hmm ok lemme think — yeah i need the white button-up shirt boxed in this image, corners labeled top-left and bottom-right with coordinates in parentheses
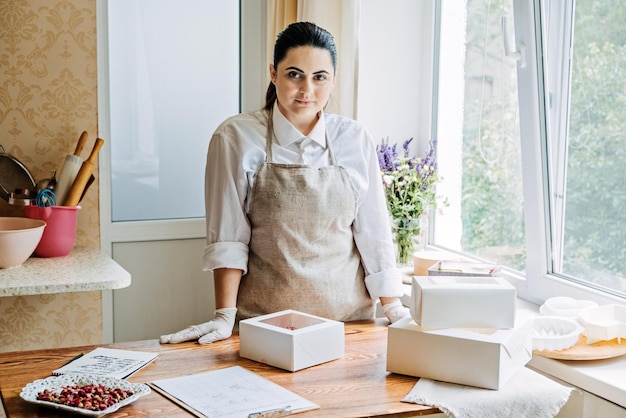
top-left (202, 105), bottom-right (403, 300)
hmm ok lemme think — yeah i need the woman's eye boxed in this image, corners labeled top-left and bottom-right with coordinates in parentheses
top-left (314, 74), bottom-right (327, 81)
top-left (288, 71), bottom-right (302, 79)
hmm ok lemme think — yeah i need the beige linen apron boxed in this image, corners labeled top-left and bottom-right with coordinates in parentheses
top-left (237, 127), bottom-right (374, 321)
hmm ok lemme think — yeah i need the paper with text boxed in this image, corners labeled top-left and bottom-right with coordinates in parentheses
top-left (151, 366), bottom-right (318, 418)
top-left (52, 347), bottom-right (158, 379)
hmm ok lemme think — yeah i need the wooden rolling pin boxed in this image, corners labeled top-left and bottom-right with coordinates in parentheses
top-left (63, 137), bottom-right (104, 206)
top-left (55, 131), bottom-right (89, 205)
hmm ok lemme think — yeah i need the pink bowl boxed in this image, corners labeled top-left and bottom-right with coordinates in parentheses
top-left (23, 205), bottom-right (80, 257)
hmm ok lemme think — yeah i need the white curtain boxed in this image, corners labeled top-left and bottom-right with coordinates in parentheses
top-left (267, 0), bottom-right (360, 118)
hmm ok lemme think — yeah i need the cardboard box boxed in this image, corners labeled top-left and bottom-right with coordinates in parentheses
top-left (386, 316), bottom-right (533, 390)
top-left (410, 275), bottom-right (516, 329)
top-left (239, 309), bottom-right (344, 372)
top-left (428, 260), bottom-right (501, 277)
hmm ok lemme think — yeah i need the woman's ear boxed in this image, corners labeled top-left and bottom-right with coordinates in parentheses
top-left (269, 64), bottom-right (277, 83)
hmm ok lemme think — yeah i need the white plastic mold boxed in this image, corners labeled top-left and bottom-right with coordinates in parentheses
top-left (532, 316), bottom-right (584, 352)
top-left (577, 304), bottom-right (626, 345)
top-left (539, 296), bottom-right (598, 318)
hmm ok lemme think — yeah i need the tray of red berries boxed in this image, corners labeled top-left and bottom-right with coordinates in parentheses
top-left (20, 374), bottom-right (150, 417)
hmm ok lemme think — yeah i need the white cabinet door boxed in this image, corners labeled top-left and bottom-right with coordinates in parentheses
top-left (112, 239), bottom-right (214, 342)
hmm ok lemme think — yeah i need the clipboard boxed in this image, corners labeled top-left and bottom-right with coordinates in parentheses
top-left (147, 383), bottom-right (207, 417)
top-left (149, 366), bottom-right (319, 418)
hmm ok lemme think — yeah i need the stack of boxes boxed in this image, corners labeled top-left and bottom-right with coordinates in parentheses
top-left (387, 262), bottom-right (533, 390)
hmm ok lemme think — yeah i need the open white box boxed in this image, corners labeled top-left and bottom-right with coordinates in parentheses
top-left (239, 309), bottom-right (344, 372)
top-left (410, 275), bottom-right (517, 329)
top-left (387, 316), bottom-right (533, 390)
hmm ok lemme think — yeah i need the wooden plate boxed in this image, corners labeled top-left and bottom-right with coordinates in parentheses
top-left (533, 335), bottom-right (626, 360)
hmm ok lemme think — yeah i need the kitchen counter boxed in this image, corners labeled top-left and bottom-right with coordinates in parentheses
top-left (0, 246), bottom-right (130, 297)
top-left (0, 319), bottom-right (439, 418)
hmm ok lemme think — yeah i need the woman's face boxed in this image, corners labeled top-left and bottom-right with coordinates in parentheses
top-left (270, 46), bottom-right (335, 133)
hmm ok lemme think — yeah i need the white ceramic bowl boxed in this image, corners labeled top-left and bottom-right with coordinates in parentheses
top-left (0, 217), bottom-right (46, 268)
top-left (532, 316), bottom-right (584, 352)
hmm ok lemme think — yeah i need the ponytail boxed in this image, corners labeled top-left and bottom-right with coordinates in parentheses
top-left (264, 82), bottom-right (277, 111)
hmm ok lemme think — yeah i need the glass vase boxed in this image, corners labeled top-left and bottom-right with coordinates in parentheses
top-left (392, 216), bottom-right (426, 267)
top-left (414, 213), bottom-right (429, 253)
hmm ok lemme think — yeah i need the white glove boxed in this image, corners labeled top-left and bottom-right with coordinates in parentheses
top-left (159, 308), bottom-right (237, 345)
top-left (382, 300), bottom-right (410, 323)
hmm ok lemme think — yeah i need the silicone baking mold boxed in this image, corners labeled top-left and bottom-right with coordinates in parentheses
top-left (577, 304), bottom-right (626, 345)
top-left (532, 316), bottom-right (584, 352)
top-left (539, 296), bottom-right (598, 318)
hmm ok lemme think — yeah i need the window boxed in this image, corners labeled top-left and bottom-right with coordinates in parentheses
top-left (543, 0), bottom-right (626, 298)
top-left (434, 0), bottom-right (526, 272)
top-left (106, 0), bottom-right (239, 222)
top-left (433, 0), bottom-right (626, 303)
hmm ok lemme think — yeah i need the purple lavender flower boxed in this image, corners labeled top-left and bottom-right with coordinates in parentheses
top-left (376, 137), bottom-right (444, 218)
top-left (402, 138), bottom-right (413, 158)
top-left (377, 139), bottom-right (400, 172)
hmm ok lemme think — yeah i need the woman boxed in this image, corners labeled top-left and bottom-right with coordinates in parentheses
top-left (160, 21), bottom-right (408, 345)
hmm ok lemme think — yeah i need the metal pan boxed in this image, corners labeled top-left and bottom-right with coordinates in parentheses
top-left (0, 144), bottom-right (36, 202)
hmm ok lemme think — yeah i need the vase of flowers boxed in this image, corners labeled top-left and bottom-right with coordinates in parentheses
top-left (391, 216), bottom-right (426, 266)
top-left (377, 138), bottom-right (444, 266)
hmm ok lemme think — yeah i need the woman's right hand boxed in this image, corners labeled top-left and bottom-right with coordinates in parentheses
top-left (159, 307), bottom-right (237, 344)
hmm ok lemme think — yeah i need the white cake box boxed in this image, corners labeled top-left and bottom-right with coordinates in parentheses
top-left (387, 316), bottom-right (533, 390)
top-left (239, 309), bottom-right (344, 372)
top-left (410, 275), bottom-right (516, 329)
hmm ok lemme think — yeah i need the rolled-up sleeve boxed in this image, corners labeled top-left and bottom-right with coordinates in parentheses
top-left (351, 134), bottom-right (404, 300)
top-left (203, 241), bottom-right (249, 273)
top-left (202, 126), bottom-right (253, 273)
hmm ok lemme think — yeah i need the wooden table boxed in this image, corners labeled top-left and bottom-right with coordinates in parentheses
top-left (0, 319), bottom-right (439, 417)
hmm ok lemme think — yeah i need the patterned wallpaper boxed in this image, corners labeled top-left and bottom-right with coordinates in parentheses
top-left (0, 0), bottom-right (103, 352)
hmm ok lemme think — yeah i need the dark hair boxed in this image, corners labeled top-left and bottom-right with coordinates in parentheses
top-left (263, 22), bottom-right (337, 111)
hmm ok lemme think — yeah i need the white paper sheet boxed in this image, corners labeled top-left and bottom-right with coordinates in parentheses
top-left (52, 347), bottom-right (158, 379)
top-left (151, 366), bottom-right (318, 418)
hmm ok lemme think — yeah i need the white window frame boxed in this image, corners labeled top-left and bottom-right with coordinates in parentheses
top-left (513, 0), bottom-right (625, 306)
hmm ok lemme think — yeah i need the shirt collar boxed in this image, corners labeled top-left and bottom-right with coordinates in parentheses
top-left (272, 102), bottom-right (326, 148)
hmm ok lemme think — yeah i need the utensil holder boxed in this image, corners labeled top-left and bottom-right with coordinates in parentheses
top-left (23, 205), bottom-right (80, 257)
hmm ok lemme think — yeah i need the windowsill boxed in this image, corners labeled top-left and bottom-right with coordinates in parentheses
top-left (400, 284), bottom-right (626, 410)
top-left (517, 299), bottom-right (626, 410)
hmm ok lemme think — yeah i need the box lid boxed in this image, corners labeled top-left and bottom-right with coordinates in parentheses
top-left (415, 275), bottom-right (515, 290)
top-left (411, 275), bottom-right (517, 329)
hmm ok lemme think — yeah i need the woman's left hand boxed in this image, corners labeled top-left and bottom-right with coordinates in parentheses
top-left (382, 300), bottom-right (411, 323)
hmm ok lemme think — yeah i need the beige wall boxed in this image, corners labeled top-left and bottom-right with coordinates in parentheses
top-left (0, 0), bottom-right (102, 352)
